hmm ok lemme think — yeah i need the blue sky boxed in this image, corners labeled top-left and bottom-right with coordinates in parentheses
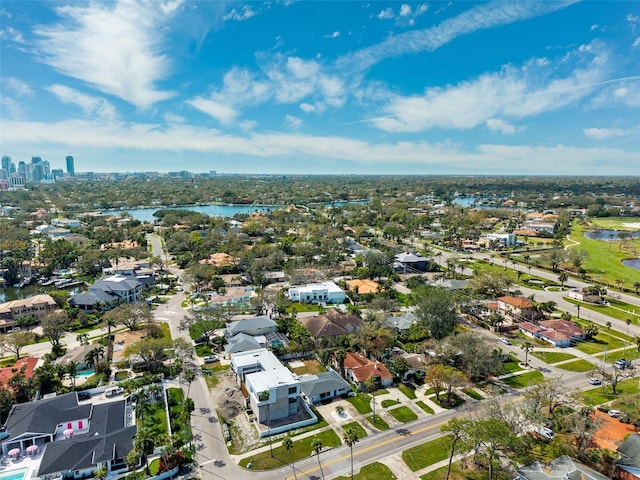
top-left (1, 0), bottom-right (639, 175)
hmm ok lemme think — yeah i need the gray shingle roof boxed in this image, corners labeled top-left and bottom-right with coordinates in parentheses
top-left (227, 316), bottom-right (276, 336)
top-left (71, 289), bottom-right (118, 307)
top-left (224, 333), bottom-right (262, 354)
top-left (300, 371), bottom-right (351, 397)
top-left (3, 392), bottom-right (92, 440)
top-left (516, 456), bottom-right (610, 480)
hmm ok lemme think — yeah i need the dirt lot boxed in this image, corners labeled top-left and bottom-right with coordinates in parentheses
top-left (591, 410), bottom-right (636, 450)
top-left (209, 370), bottom-right (263, 454)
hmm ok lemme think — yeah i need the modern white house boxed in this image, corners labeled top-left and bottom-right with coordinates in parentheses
top-left (288, 281), bottom-right (345, 304)
top-left (230, 349), bottom-right (317, 436)
top-left (486, 232), bottom-right (516, 247)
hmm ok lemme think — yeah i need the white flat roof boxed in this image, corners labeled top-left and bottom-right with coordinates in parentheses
top-left (232, 348), bottom-right (282, 370)
top-left (247, 367), bottom-right (299, 393)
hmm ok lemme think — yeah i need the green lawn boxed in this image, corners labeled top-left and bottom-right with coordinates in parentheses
top-left (397, 383), bottom-right (417, 399)
top-left (239, 429), bottom-right (341, 469)
top-left (334, 462), bottom-right (398, 480)
top-left (366, 415), bottom-right (390, 430)
top-left (140, 398), bottom-right (169, 437)
top-left (530, 351), bottom-right (576, 364)
top-left (402, 436), bottom-right (450, 471)
top-left (555, 359), bottom-right (594, 372)
top-left (341, 421), bottom-right (367, 438)
top-left (373, 388), bottom-right (390, 396)
top-left (462, 388), bottom-right (483, 400)
top-left (580, 378), bottom-right (640, 406)
top-left (502, 356), bottom-right (525, 373)
top-left (567, 298), bottom-right (640, 324)
top-left (502, 371), bottom-right (545, 389)
top-left (568, 221), bottom-right (640, 287)
top-left (600, 349), bottom-right (640, 363)
top-left (573, 328), bottom-right (627, 355)
top-left (388, 406), bottom-right (418, 423)
top-left (416, 401), bottom-right (434, 414)
top-left (381, 399), bottom-right (400, 408)
top-left (346, 394), bottom-right (373, 414)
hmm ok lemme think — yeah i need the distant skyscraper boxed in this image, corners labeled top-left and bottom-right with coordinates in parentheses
top-left (66, 155), bottom-right (75, 176)
top-left (18, 161), bottom-right (26, 180)
top-left (1, 156), bottom-right (11, 171)
top-left (31, 156), bottom-right (42, 164)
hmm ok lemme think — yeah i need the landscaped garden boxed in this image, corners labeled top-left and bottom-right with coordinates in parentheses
top-left (555, 359), bottom-right (594, 372)
top-left (397, 383), bottom-right (417, 399)
top-left (415, 401), bottom-right (434, 414)
top-left (388, 406), bottom-right (418, 423)
top-left (502, 371), bottom-right (544, 389)
top-left (580, 378), bottom-right (640, 406)
top-left (341, 421), bottom-right (367, 438)
top-left (366, 414), bottom-right (390, 430)
top-left (347, 393), bottom-right (373, 414)
top-left (530, 351), bottom-right (576, 364)
top-left (402, 436), bottom-right (450, 471)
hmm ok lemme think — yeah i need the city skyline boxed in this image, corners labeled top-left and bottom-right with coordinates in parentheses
top-left (1, 0), bottom-right (639, 176)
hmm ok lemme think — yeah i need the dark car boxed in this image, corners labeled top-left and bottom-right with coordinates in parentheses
top-left (77, 391), bottom-right (91, 401)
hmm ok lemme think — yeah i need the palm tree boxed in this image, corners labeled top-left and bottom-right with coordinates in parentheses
top-left (67, 361), bottom-right (79, 388)
top-left (343, 426), bottom-right (360, 480)
top-left (83, 346), bottom-right (104, 371)
top-left (258, 390), bottom-right (273, 456)
top-left (311, 437), bottom-right (325, 480)
top-left (183, 369), bottom-right (196, 397)
top-left (101, 313), bottom-right (118, 361)
top-left (133, 427), bottom-right (156, 472)
top-left (283, 434), bottom-right (298, 480)
top-left (520, 342), bottom-right (533, 367)
top-left (93, 465), bottom-right (108, 480)
top-left (634, 281), bottom-right (640, 295)
top-left (558, 272), bottom-right (568, 288)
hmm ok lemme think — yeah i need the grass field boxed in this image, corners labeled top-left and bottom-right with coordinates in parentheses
top-left (530, 351), bottom-right (576, 364)
top-left (502, 356), bottom-right (525, 373)
top-left (397, 383), bottom-right (417, 399)
top-left (381, 399), bottom-right (400, 408)
top-left (569, 221), bottom-right (640, 287)
top-left (416, 401), bottom-right (434, 414)
top-left (334, 462), bottom-right (398, 480)
top-left (402, 436), bottom-right (450, 471)
top-left (573, 329), bottom-right (628, 355)
top-left (347, 394), bottom-right (373, 414)
top-left (462, 387), bottom-right (484, 400)
top-left (555, 359), bottom-right (594, 372)
top-left (341, 421), bottom-right (367, 439)
top-left (502, 371), bottom-right (544, 389)
top-left (566, 297), bottom-right (640, 323)
top-left (366, 415), bottom-right (390, 430)
top-left (580, 378), bottom-right (640, 406)
top-left (388, 406), bottom-right (418, 423)
top-left (239, 429), bottom-right (341, 469)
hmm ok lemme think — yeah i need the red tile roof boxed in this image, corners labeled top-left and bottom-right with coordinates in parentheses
top-left (343, 352), bottom-right (392, 382)
top-left (0, 357), bottom-right (39, 387)
top-left (539, 319), bottom-right (584, 338)
top-left (498, 296), bottom-right (534, 309)
top-left (519, 322), bottom-right (543, 334)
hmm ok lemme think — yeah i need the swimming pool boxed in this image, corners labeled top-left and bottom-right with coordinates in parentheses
top-left (0, 467), bottom-right (28, 480)
top-left (75, 369), bottom-right (95, 378)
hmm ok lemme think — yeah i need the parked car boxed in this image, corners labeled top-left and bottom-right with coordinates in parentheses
top-left (105, 386), bottom-right (124, 398)
top-left (77, 391), bottom-right (91, 401)
top-left (588, 377), bottom-right (602, 385)
top-left (615, 359), bottom-right (632, 369)
top-left (535, 426), bottom-right (555, 441)
top-left (608, 409), bottom-right (622, 418)
top-left (204, 355), bottom-right (219, 363)
top-left (499, 337), bottom-right (512, 345)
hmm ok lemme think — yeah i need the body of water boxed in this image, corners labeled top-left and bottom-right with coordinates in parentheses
top-left (0, 284), bottom-right (82, 303)
top-left (0, 468), bottom-right (28, 480)
top-left (75, 369), bottom-right (96, 378)
top-left (584, 229), bottom-right (640, 240)
top-left (622, 258), bottom-right (640, 270)
top-left (452, 196), bottom-right (506, 209)
top-left (105, 204), bottom-right (278, 223)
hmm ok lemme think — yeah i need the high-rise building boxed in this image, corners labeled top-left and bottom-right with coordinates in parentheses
top-left (1, 156), bottom-right (11, 171)
top-left (18, 161), bottom-right (26, 180)
top-left (66, 155), bottom-right (75, 176)
top-left (31, 156), bottom-right (42, 164)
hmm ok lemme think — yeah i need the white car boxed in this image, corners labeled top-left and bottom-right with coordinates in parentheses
top-left (536, 426), bottom-right (555, 440)
top-left (203, 355), bottom-right (219, 363)
top-left (608, 409), bottom-right (622, 418)
top-left (588, 377), bottom-right (602, 386)
top-left (499, 337), bottom-right (512, 345)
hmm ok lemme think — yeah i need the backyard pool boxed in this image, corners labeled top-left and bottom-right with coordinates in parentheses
top-left (74, 369), bottom-right (95, 378)
top-left (0, 468), bottom-right (28, 480)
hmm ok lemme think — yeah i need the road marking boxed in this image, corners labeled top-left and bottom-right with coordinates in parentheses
top-left (285, 419), bottom-right (449, 480)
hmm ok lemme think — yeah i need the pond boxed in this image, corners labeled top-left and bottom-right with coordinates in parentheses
top-left (622, 258), bottom-right (640, 270)
top-left (584, 229), bottom-right (640, 240)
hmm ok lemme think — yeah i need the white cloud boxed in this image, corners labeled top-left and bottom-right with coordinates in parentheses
top-left (583, 127), bottom-right (626, 140)
top-left (186, 97), bottom-right (239, 125)
top-left (633, 37), bottom-right (640, 47)
top-left (400, 5), bottom-right (412, 17)
top-left (591, 78), bottom-right (640, 108)
top-left (0, 25), bottom-right (23, 42)
top-left (223, 5), bottom-right (256, 22)
top-left (323, 31), bottom-right (340, 39)
top-left (590, 24), bottom-right (599, 31)
top-left (299, 103), bottom-right (316, 113)
top-left (284, 114), bottom-right (303, 129)
top-left (47, 85), bottom-right (118, 120)
top-left (33, 0), bottom-right (178, 109)
top-left (3, 77), bottom-right (33, 97)
top-left (339, 0), bottom-right (577, 73)
top-left (377, 8), bottom-right (394, 20)
top-left (370, 42), bottom-right (609, 133)
top-left (1, 118), bottom-right (637, 174)
top-left (164, 112), bottom-right (186, 124)
top-left (485, 119), bottom-right (517, 134)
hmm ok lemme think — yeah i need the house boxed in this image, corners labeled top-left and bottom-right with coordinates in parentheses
top-left (384, 313), bottom-right (418, 333)
top-left (343, 352), bottom-right (393, 388)
top-left (486, 233), bottom-right (516, 248)
top-left (0, 357), bottom-right (40, 388)
top-left (208, 286), bottom-right (256, 307)
top-left (518, 320), bottom-right (585, 348)
top-left (567, 288), bottom-right (603, 304)
top-left (288, 281), bottom-right (345, 304)
top-left (299, 371), bottom-right (352, 404)
top-left (230, 349), bottom-right (317, 436)
top-left (402, 353), bottom-right (429, 381)
top-left (224, 333), bottom-right (262, 356)
top-left (616, 433), bottom-right (640, 479)
top-left (0, 392), bottom-right (137, 478)
top-left (393, 252), bottom-right (431, 273)
top-left (299, 309), bottom-right (364, 340)
top-left (51, 218), bottom-right (81, 228)
top-left (226, 316), bottom-right (278, 338)
top-left (198, 252), bottom-right (240, 269)
top-left (497, 296), bottom-right (537, 321)
top-left (70, 275), bottom-right (142, 312)
top-left (345, 279), bottom-right (382, 295)
top-left (0, 294), bottom-right (57, 333)
top-left (263, 271), bottom-right (287, 284)
top-left (107, 259), bottom-right (156, 285)
top-left (515, 455), bottom-right (609, 480)
top-left (54, 344), bottom-right (97, 373)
